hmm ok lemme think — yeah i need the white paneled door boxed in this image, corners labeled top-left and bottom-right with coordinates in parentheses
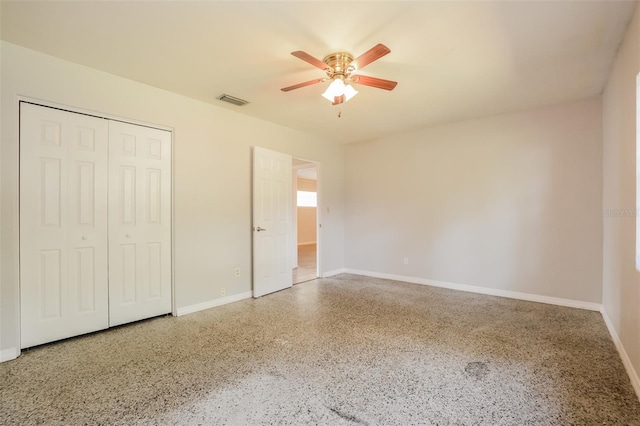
top-left (20, 103), bottom-right (110, 348)
top-left (20, 103), bottom-right (172, 348)
top-left (252, 147), bottom-right (293, 297)
top-left (108, 121), bottom-right (172, 326)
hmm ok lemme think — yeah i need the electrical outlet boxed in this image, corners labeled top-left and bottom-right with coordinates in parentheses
top-left (235, 267), bottom-right (240, 277)
top-left (403, 258), bottom-right (409, 265)
top-left (221, 287), bottom-right (226, 297)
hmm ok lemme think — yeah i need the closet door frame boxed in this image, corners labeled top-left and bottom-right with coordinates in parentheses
top-left (16, 96), bottom-right (176, 353)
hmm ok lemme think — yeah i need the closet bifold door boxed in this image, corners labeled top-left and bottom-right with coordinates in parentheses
top-left (20, 103), bottom-right (110, 348)
top-left (108, 121), bottom-right (172, 327)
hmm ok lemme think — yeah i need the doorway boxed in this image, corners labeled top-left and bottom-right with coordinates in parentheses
top-left (293, 159), bottom-right (319, 284)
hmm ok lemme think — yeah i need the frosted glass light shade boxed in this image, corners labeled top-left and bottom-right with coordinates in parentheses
top-left (321, 79), bottom-right (358, 103)
top-left (321, 79), bottom-right (345, 101)
top-left (344, 84), bottom-right (358, 101)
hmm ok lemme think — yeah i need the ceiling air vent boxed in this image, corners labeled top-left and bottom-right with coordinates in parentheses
top-left (217, 94), bottom-right (249, 106)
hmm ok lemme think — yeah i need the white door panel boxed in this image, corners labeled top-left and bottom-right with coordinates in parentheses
top-left (20, 103), bottom-right (109, 348)
top-left (108, 121), bottom-right (171, 326)
top-left (253, 147), bottom-right (292, 297)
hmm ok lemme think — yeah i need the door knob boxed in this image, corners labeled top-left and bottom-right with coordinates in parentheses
top-left (81, 235), bottom-right (87, 240)
top-left (255, 227), bottom-right (267, 232)
top-left (126, 234), bottom-right (131, 238)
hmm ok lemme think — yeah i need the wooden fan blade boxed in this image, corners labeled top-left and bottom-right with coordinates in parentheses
top-left (351, 44), bottom-right (391, 70)
top-left (351, 75), bottom-right (398, 91)
top-left (332, 95), bottom-right (345, 106)
top-left (281, 78), bottom-right (325, 92)
top-left (291, 51), bottom-right (329, 71)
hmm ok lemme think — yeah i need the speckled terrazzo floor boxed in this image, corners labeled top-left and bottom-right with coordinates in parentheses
top-left (1, 274), bottom-right (639, 425)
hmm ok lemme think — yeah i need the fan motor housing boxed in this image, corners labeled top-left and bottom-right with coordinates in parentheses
top-left (323, 52), bottom-right (355, 78)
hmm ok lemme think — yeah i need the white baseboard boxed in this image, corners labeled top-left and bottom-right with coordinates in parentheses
top-left (0, 347), bottom-right (19, 363)
top-left (601, 308), bottom-right (640, 401)
top-left (176, 291), bottom-right (252, 317)
top-left (322, 268), bottom-right (346, 278)
top-left (298, 241), bottom-right (317, 246)
top-left (343, 269), bottom-right (602, 311)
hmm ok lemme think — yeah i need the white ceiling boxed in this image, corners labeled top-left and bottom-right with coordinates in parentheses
top-left (1, 1), bottom-right (636, 144)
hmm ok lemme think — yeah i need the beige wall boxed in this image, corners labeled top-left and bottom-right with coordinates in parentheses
top-left (297, 208), bottom-right (317, 245)
top-left (297, 177), bottom-right (317, 192)
top-left (345, 98), bottom-right (603, 303)
top-left (297, 178), bottom-right (317, 245)
top-left (0, 42), bottom-right (346, 357)
top-left (602, 4), bottom-right (640, 393)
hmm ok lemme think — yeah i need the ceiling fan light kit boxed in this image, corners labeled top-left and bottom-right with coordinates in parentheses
top-left (321, 79), bottom-right (358, 103)
top-left (282, 43), bottom-right (397, 107)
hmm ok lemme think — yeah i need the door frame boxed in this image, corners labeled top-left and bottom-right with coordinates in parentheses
top-left (15, 96), bottom-right (176, 354)
top-left (292, 157), bottom-right (321, 280)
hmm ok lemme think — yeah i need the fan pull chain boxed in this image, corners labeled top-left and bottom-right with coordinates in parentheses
top-left (338, 110), bottom-right (342, 118)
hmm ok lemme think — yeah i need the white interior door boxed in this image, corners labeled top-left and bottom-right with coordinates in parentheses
top-left (108, 121), bottom-right (172, 326)
top-left (20, 103), bottom-right (109, 348)
top-left (253, 147), bottom-right (293, 297)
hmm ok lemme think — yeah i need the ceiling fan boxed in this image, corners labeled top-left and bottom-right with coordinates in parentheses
top-left (281, 43), bottom-right (397, 105)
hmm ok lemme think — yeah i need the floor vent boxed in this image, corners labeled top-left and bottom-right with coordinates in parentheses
top-left (217, 94), bottom-right (249, 106)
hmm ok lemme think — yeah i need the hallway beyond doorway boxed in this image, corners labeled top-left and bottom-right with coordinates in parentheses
top-left (293, 244), bottom-right (317, 284)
